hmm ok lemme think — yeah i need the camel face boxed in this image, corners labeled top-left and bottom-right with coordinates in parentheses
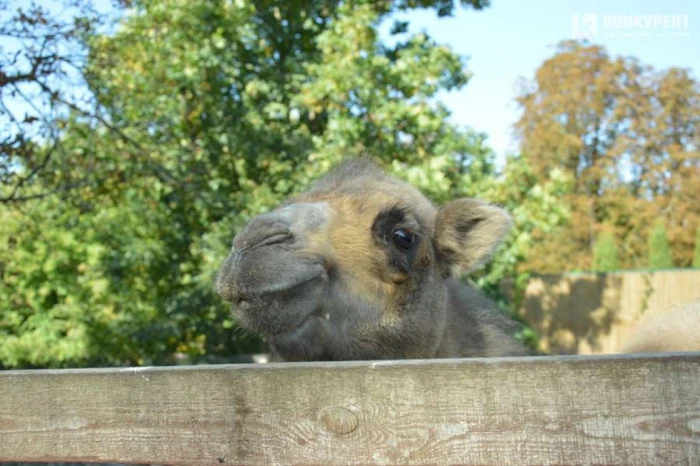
top-left (216, 159), bottom-right (513, 361)
top-left (217, 201), bottom-right (330, 341)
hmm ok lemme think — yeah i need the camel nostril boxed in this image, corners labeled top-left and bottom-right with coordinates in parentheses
top-left (254, 232), bottom-right (293, 249)
top-left (233, 220), bottom-right (293, 252)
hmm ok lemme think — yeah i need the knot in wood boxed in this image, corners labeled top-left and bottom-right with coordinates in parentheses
top-left (320, 407), bottom-right (358, 434)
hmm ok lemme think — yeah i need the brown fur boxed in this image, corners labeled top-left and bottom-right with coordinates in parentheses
top-left (620, 300), bottom-right (700, 353)
top-left (216, 158), bottom-right (527, 361)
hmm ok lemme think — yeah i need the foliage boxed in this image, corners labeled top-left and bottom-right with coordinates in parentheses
top-left (593, 231), bottom-right (619, 273)
top-left (516, 41), bottom-right (700, 272)
top-left (0, 190), bottom-right (263, 368)
top-left (648, 221), bottom-right (674, 270)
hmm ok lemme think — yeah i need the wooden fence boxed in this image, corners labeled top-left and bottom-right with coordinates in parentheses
top-left (503, 268), bottom-right (700, 355)
top-left (1, 353), bottom-right (699, 465)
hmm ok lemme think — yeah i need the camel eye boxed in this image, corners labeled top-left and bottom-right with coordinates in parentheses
top-left (392, 228), bottom-right (415, 250)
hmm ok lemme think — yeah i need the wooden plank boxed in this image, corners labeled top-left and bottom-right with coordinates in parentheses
top-left (0, 353), bottom-right (699, 465)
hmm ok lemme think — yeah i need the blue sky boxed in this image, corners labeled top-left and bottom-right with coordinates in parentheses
top-left (382, 0), bottom-right (699, 164)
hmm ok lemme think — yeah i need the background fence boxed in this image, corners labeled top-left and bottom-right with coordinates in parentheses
top-left (503, 269), bottom-right (700, 355)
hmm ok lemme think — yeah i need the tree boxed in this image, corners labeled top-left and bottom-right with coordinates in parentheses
top-left (0, 0), bottom-right (124, 203)
top-left (648, 221), bottom-right (674, 270)
top-left (593, 231), bottom-right (619, 272)
top-left (516, 41), bottom-right (700, 272)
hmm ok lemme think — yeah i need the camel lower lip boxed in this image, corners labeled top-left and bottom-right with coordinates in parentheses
top-left (271, 314), bottom-right (317, 339)
top-left (234, 300), bottom-right (319, 338)
top-left (230, 273), bottom-right (325, 338)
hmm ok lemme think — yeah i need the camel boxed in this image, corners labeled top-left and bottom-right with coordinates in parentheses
top-left (621, 300), bottom-right (700, 353)
top-left (216, 159), bottom-right (528, 361)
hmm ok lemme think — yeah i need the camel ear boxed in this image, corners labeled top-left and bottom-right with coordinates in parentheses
top-left (433, 198), bottom-right (511, 276)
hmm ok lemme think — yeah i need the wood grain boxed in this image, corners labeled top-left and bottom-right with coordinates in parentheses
top-left (1, 353), bottom-right (699, 465)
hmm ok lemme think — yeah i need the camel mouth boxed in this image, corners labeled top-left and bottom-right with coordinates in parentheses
top-left (231, 273), bottom-right (326, 337)
top-left (234, 300), bottom-right (317, 338)
top-left (233, 272), bottom-right (325, 305)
